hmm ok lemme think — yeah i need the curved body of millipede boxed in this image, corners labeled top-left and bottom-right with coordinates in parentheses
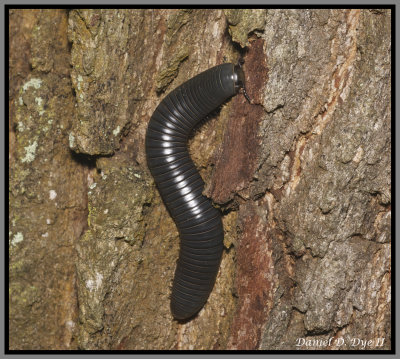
top-left (145, 63), bottom-right (245, 320)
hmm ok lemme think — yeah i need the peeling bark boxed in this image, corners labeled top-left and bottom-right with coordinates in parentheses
top-left (9, 8), bottom-right (391, 351)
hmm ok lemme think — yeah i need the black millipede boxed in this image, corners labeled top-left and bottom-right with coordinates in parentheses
top-left (145, 62), bottom-right (248, 320)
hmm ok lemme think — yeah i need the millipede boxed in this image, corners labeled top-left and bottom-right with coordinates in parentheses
top-left (145, 62), bottom-right (248, 320)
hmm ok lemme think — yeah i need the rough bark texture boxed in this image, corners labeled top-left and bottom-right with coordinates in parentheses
top-left (9, 9), bottom-right (391, 350)
top-left (9, 9), bottom-right (86, 349)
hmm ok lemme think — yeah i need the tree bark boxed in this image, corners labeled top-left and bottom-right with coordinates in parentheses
top-left (9, 8), bottom-right (391, 350)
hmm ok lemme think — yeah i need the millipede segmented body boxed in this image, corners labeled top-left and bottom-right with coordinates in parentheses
top-left (145, 63), bottom-right (245, 320)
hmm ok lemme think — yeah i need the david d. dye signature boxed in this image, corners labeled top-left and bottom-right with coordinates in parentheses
top-left (295, 337), bottom-right (385, 349)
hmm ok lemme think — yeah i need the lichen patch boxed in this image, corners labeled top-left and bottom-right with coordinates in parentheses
top-left (22, 78), bottom-right (43, 92)
top-left (21, 140), bottom-right (38, 163)
top-left (11, 232), bottom-right (24, 247)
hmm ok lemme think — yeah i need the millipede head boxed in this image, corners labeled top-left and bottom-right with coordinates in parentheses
top-left (233, 63), bottom-right (251, 103)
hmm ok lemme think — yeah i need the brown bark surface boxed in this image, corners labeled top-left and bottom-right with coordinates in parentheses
top-left (9, 9), bottom-right (391, 350)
